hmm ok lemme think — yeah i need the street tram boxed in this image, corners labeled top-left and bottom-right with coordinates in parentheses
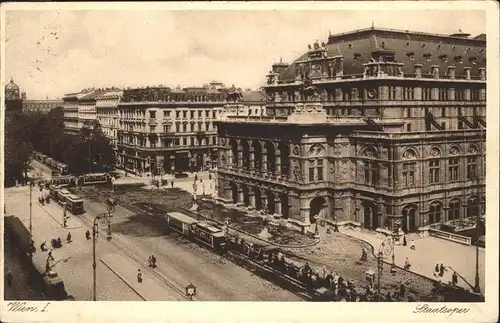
top-left (56, 188), bottom-right (72, 205)
top-left (65, 194), bottom-right (84, 215)
top-left (191, 221), bottom-right (227, 252)
top-left (166, 212), bottom-right (198, 235)
top-left (47, 176), bottom-right (74, 187)
top-left (78, 173), bottom-right (109, 186)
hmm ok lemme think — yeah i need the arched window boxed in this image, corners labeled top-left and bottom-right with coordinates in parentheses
top-left (448, 199), bottom-right (461, 221)
top-left (429, 202), bottom-right (442, 224)
top-left (467, 196), bottom-right (479, 218)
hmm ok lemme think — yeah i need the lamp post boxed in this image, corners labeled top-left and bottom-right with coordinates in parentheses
top-left (92, 198), bottom-right (115, 301)
top-left (473, 126), bottom-right (485, 294)
top-left (377, 234), bottom-right (397, 301)
top-left (29, 181), bottom-right (34, 260)
top-left (185, 283), bottom-right (196, 300)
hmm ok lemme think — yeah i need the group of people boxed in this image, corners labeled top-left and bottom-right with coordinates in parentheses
top-left (148, 255), bottom-right (157, 268)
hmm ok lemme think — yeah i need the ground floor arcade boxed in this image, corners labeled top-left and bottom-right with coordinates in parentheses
top-left (216, 176), bottom-right (485, 233)
top-left (117, 147), bottom-right (218, 175)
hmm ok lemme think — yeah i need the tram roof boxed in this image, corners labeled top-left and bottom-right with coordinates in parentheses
top-left (167, 212), bottom-right (198, 224)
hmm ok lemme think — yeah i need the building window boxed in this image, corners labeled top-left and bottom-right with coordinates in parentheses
top-left (364, 161), bottom-right (378, 185)
top-left (402, 163), bottom-right (416, 187)
top-left (441, 107), bottom-right (446, 117)
top-left (206, 122), bottom-right (210, 131)
top-left (149, 111), bottom-right (156, 119)
top-left (448, 158), bottom-right (459, 181)
top-left (438, 88), bottom-right (448, 101)
top-left (422, 87), bottom-right (432, 100)
top-left (456, 89), bottom-right (465, 101)
top-left (466, 156), bottom-right (477, 180)
top-left (149, 126), bottom-right (156, 133)
top-left (182, 123), bottom-right (187, 132)
top-left (309, 160), bottom-right (315, 182)
top-left (403, 87), bottom-right (414, 100)
top-left (448, 200), bottom-right (461, 221)
top-left (406, 124), bottom-right (412, 132)
top-left (206, 110), bottom-right (210, 118)
top-left (183, 137), bottom-right (187, 146)
top-left (176, 111), bottom-right (180, 119)
top-left (388, 87), bottom-right (397, 100)
top-left (183, 111), bottom-right (187, 118)
top-left (191, 111), bottom-right (195, 119)
top-left (429, 160), bottom-right (440, 183)
top-left (213, 110), bottom-right (217, 118)
top-left (429, 202), bottom-right (442, 224)
top-left (471, 89), bottom-right (480, 101)
top-left (342, 89), bottom-right (351, 101)
top-left (317, 159), bottom-right (324, 181)
top-left (175, 139), bottom-right (180, 146)
top-left (190, 137), bottom-right (194, 146)
top-left (466, 197), bottom-right (479, 218)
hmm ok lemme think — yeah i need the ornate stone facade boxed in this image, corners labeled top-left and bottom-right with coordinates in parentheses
top-left (215, 27), bottom-right (486, 233)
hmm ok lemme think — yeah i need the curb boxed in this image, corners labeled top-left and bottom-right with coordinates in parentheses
top-left (35, 203), bottom-right (82, 229)
top-left (100, 258), bottom-right (146, 301)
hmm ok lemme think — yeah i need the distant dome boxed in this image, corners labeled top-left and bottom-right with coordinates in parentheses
top-left (5, 78), bottom-right (19, 91)
top-left (5, 77), bottom-right (21, 100)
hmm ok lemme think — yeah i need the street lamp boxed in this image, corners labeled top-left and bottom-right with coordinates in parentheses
top-left (29, 181), bottom-right (34, 260)
top-left (473, 126), bottom-right (485, 294)
top-left (92, 209), bottom-right (113, 301)
top-left (185, 283), bottom-right (196, 300)
top-left (377, 235), bottom-right (397, 301)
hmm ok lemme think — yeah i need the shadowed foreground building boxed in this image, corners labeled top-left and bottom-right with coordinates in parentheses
top-left (216, 27), bottom-right (486, 234)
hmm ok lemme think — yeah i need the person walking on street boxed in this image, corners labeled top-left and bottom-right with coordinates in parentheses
top-left (404, 257), bottom-right (411, 270)
top-left (85, 230), bottom-right (91, 240)
top-left (452, 271), bottom-right (458, 285)
top-left (40, 241), bottom-right (47, 252)
top-left (151, 255), bottom-right (157, 268)
top-left (171, 181), bottom-right (174, 188)
top-left (439, 263), bottom-right (446, 277)
top-left (434, 263), bottom-right (440, 277)
top-left (403, 235), bottom-right (407, 246)
top-left (67, 232), bottom-right (72, 243)
top-left (148, 256), bottom-right (152, 267)
top-left (137, 269), bottom-right (143, 283)
top-left (48, 249), bottom-right (54, 261)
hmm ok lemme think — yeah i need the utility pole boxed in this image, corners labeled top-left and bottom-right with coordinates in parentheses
top-left (473, 126), bottom-right (484, 294)
top-left (29, 181), bottom-right (33, 260)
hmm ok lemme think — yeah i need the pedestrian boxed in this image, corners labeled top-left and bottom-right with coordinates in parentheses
top-left (171, 181), bottom-right (174, 188)
top-left (404, 257), bottom-right (411, 270)
top-left (439, 263), bottom-right (446, 277)
top-left (30, 240), bottom-right (36, 253)
top-left (63, 217), bottom-right (67, 228)
top-left (137, 269), bottom-right (143, 283)
top-left (85, 230), bottom-right (91, 240)
top-left (403, 235), bottom-right (407, 246)
top-left (151, 255), bottom-right (156, 268)
top-left (452, 271), bottom-right (458, 285)
top-left (195, 174), bottom-right (198, 181)
top-left (148, 256), bottom-right (152, 267)
top-left (334, 222), bottom-right (339, 232)
top-left (410, 240), bottom-right (415, 250)
top-left (434, 263), bottom-right (440, 277)
top-left (40, 241), bottom-right (47, 252)
top-left (48, 249), bottom-right (54, 261)
top-left (67, 232), bottom-right (72, 243)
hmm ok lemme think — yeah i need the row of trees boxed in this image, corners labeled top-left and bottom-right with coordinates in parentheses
top-left (4, 107), bottom-right (116, 187)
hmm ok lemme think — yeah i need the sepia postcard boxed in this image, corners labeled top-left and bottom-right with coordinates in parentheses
top-left (1, 1), bottom-right (498, 323)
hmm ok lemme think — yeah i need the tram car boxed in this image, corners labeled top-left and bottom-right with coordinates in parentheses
top-left (56, 188), bottom-right (72, 205)
top-left (47, 176), bottom-right (75, 187)
top-left (78, 173), bottom-right (109, 186)
top-left (165, 212), bottom-right (227, 252)
top-left (49, 184), bottom-right (63, 200)
top-left (65, 194), bottom-right (84, 215)
top-left (55, 162), bottom-right (69, 175)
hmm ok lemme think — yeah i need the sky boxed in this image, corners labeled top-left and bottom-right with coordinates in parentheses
top-left (3, 8), bottom-right (486, 99)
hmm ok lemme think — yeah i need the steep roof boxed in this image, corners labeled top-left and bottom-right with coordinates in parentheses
top-left (279, 27), bottom-right (486, 82)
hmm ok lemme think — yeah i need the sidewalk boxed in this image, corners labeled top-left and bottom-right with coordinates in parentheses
top-left (4, 187), bottom-right (142, 301)
top-left (337, 226), bottom-right (485, 293)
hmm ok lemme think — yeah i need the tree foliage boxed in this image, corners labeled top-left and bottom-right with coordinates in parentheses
top-left (4, 109), bottom-right (116, 186)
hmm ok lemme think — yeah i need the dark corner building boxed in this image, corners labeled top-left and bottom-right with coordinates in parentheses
top-left (216, 27), bottom-right (486, 235)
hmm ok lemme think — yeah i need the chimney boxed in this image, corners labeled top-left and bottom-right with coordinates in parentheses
top-left (447, 66), bottom-right (456, 79)
top-left (464, 67), bottom-right (471, 80)
top-left (478, 67), bottom-right (486, 81)
top-left (414, 64), bottom-right (423, 79)
top-left (431, 65), bottom-right (440, 79)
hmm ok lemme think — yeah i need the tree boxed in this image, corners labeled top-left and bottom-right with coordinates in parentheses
top-left (78, 120), bottom-right (116, 174)
top-left (4, 111), bottom-right (34, 186)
